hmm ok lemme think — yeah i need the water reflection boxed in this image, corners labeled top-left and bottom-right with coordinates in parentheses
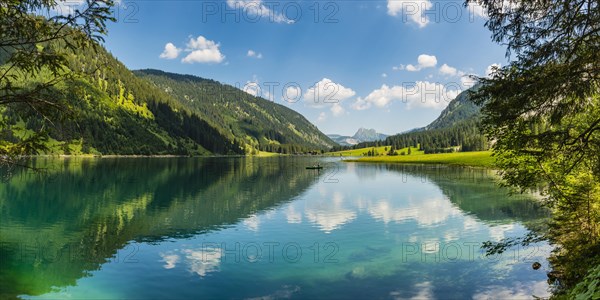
top-left (282, 163), bottom-right (547, 234)
top-left (0, 159), bottom-right (551, 299)
top-left (183, 248), bottom-right (222, 278)
top-left (160, 247), bottom-right (223, 278)
top-left (367, 196), bottom-right (462, 227)
top-left (0, 157), bottom-right (320, 298)
top-left (384, 164), bottom-right (549, 224)
top-left (304, 191), bottom-right (357, 233)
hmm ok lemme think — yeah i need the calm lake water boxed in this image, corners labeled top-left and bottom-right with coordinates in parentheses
top-left (1, 157), bottom-right (552, 299)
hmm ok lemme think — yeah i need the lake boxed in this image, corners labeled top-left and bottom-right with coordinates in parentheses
top-left (0, 157), bottom-right (552, 299)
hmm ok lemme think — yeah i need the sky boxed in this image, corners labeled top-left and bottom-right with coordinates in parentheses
top-left (98, 0), bottom-right (507, 136)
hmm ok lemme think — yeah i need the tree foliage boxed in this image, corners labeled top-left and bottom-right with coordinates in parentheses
top-left (468, 0), bottom-right (600, 294)
top-left (0, 0), bottom-right (115, 166)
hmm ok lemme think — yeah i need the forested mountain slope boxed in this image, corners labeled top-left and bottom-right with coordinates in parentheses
top-left (134, 69), bottom-right (335, 153)
top-left (425, 87), bottom-right (480, 130)
top-left (1, 44), bottom-right (332, 155)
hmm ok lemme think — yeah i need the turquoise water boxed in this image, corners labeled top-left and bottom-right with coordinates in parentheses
top-left (0, 157), bottom-right (551, 299)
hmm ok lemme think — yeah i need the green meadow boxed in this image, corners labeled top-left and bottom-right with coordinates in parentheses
top-left (327, 146), bottom-right (423, 157)
top-left (344, 151), bottom-right (494, 168)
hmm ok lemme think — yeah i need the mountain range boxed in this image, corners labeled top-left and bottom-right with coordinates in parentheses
top-left (347, 88), bottom-right (487, 153)
top-left (328, 128), bottom-right (388, 146)
top-left (2, 37), bottom-right (483, 156)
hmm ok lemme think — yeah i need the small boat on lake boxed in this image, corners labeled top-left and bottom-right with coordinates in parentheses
top-left (306, 164), bottom-right (323, 170)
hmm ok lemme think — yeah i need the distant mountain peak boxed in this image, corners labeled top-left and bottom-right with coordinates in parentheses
top-left (353, 128), bottom-right (387, 142)
top-left (355, 127), bottom-right (375, 135)
top-left (328, 128), bottom-right (387, 146)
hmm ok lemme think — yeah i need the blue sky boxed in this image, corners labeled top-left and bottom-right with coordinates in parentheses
top-left (103, 0), bottom-right (506, 136)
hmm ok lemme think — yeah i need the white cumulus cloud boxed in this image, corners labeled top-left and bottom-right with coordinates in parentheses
top-left (351, 98), bottom-right (371, 111)
top-left (181, 36), bottom-right (225, 64)
top-left (439, 64), bottom-right (458, 76)
top-left (355, 84), bottom-right (405, 109)
top-left (461, 75), bottom-right (478, 89)
top-left (242, 75), bottom-right (262, 97)
top-left (159, 42), bottom-right (181, 59)
top-left (282, 85), bottom-right (302, 103)
top-left (387, 0), bottom-right (433, 28)
top-left (331, 103), bottom-right (345, 117)
top-left (226, 0), bottom-right (292, 24)
top-left (392, 64), bottom-right (405, 71)
top-left (406, 64), bottom-right (419, 72)
top-left (351, 81), bottom-right (460, 111)
top-left (304, 78), bottom-right (356, 108)
top-left (247, 49), bottom-right (263, 59)
top-left (243, 82), bottom-right (261, 97)
top-left (405, 54), bottom-right (437, 72)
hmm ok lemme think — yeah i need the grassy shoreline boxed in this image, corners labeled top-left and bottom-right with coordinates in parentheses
top-left (327, 146), bottom-right (423, 157)
top-left (24, 152), bottom-right (291, 158)
top-left (344, 151), bottom-right (494, 168)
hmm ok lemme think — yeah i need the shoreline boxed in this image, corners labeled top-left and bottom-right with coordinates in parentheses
top-left (342, 151), bottom-right (495, 168)
top-left (24, 153), bottom-right (322, 159)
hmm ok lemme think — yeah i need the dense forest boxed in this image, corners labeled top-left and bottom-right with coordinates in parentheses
top-left (135, 69), bottom-right (335, 154)
top-left (1, 43), bottom-right (245, 155)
